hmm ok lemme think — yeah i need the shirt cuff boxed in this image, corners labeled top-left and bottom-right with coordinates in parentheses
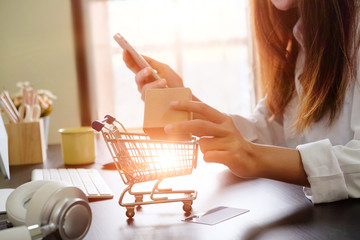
top-left (297, 139), bottom-right (348, 203)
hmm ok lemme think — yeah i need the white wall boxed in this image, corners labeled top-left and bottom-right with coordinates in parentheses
top-left (0, 0), bottom-right (81, 144)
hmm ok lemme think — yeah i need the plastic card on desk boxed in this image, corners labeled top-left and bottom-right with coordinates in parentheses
top-left (183, 206), bottom-right (249, 225)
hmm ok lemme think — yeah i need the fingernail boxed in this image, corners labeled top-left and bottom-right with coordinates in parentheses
top-left (145, 67), bottom-right (153, 75)
top-left (142, 68), bottom-right (151, 77)
top-left (158, 79), bottom-right (167, 87)
top-left (164, 124), bottom-right (173, 132)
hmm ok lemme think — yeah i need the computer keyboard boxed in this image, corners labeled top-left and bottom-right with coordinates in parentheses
top-left (31, 168), bottom-right (113, 199)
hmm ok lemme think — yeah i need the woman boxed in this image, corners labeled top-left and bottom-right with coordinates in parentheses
top-left (122, 0), bottom-right (360, 204)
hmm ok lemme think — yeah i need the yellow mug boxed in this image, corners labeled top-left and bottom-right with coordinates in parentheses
top-left (59, 127), bottom-right (95, 165)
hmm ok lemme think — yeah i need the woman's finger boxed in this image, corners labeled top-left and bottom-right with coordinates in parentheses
top-left (165, 119), bottom-right (227, 137)
top-left (199, 137), bottom-right (230, 153)
top-left (123, 51), bottom-right (164, 78)
top-left (140, 79), bottom-right (167, 100)
top-left (144, 55), bottom-right (184, 88)
top-left (123, 50), bottom-right (142, 73)
top-left (143, 55), bottom-right (166, 71)
top-left (135, 67), bottom-right (156, 90)
top-left (171, 100), bottom-right (227, 123)
top-left (203, 150), bottom-right (229, 164)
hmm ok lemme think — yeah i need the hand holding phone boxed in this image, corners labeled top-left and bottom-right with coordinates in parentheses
top-left (114, 33), bottom-right (161, 80)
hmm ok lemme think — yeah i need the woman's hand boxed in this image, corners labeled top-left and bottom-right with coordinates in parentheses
top-left (164, 100), bottom-right (309, 186)
top-left (122, 50), bottom-right (184, 100)
top-left (164, 100), bottom-right (259, 178)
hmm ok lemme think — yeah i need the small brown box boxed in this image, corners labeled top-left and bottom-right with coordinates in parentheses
top-left (5, 120), bottom-right (47, 166)
top-left (143, 88), bottom-right (192, 140)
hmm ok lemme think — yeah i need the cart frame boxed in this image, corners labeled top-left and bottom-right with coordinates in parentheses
top-left (92, 115), bottom-right (198, 218)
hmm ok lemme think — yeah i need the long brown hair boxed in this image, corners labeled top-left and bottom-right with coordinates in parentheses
top-left (250, 0), bottom-right (359, 132)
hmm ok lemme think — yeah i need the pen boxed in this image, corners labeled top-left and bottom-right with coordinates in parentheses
top-left (0, 95), bottom-right (17, 123)
top-left (2, 91), bottom-right (20, 122)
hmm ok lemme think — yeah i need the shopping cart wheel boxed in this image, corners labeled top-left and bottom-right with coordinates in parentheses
top-left (182, 201), bottom-right (192, 212)
top-left (126, 207), bottom-right (135, 218)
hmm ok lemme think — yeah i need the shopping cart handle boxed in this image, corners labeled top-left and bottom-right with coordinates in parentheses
top-left (92, 115), bottom-right (116, 132)
top-left (104, 115), bottom-right (116, 124)
top-left (91, 120), bottom-right (104, 132)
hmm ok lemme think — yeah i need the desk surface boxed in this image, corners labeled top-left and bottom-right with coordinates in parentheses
top-left (1, 138), bottom-right (360, 240)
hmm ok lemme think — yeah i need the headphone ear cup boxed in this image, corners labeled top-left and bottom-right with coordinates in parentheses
top-left (26, 181), bottom-right (88, 228)
top-left (6, 180), bottom-right (52, 226)
top-left (26, 181), bottom-right (91, 240)
top-left (25, 181), bottom-right (68, 227)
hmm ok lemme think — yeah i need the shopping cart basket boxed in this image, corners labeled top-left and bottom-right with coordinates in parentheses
top-left (92, 115), bottom-right (199, 218)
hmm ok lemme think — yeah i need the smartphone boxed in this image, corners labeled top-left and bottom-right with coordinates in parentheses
top-left (113, 33), bottom-right (161, 80)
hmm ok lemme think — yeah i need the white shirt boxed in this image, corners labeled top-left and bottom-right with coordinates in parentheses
top-left (230, 20), bottom-right (360, 204)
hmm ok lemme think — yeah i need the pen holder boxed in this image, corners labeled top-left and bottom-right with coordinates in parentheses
top-left (5, 119), bottom-right (47, 166)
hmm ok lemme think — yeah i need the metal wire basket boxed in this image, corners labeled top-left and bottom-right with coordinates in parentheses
top-left (92, 115), bottom-right (198, 218)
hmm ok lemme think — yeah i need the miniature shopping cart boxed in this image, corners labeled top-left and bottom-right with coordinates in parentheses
top-left (92, 115), bottom-right (198, 218)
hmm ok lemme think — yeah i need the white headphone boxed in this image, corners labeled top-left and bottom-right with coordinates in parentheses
top-left (0, 180), bottom-right (92, 240)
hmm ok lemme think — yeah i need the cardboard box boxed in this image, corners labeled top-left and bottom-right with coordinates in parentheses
top-left (143, 88), bottom-right (192, 140)
top-left (5, 119), bottom-right (47, 165)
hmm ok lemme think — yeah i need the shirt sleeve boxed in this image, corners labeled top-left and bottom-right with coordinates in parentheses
top-left (230, 98), bottom-right (286, 146)
top-left (297, 82), bottom-right (360, 204)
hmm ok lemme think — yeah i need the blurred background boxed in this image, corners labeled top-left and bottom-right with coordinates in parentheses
top-left (0, 0), bottom-right (255, 145)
